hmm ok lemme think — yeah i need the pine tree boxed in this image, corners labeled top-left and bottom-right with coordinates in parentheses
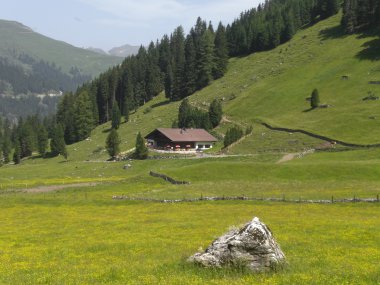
top-left (13, 141), bottom-right (21, 164)
top-left (111, 102), bottom-right (121, 129)
top-left (50, 124), bottom-right (67, 158)
top-left (37, 125), bottom-right (48, 157)
top-left (184, 33), bottom-right (197, 96)
top-left (2, 137), bottom-right (11, 164)
top-left (209, 99), bottom-right (223, 128)
top-left (164, 63), bottom-right (174, 99)
top-left (311, 88), bottom-right (320, 109)
top-left (2, 119), bottom-right (11, 163)
top-left (17, 119), bottom-right (34, 158)
top-left (197, 29), bottom-right (215, 89)
top-left (178, 98), bottom-right (192, 128)
top-left (213, 22), bottom-right (229, 79)
top-left (282, 10), bottom-right (296, 42)
top-left (171, 26), bottom-right (186, 101)
top-left (73, 91), bottom-right (94, 140)
top-left (57, 92), bottom-right (76, 144)
top-left (134, 132), bottom-right (148, 159)
top-left (106, 128), bottom-right (121, 158)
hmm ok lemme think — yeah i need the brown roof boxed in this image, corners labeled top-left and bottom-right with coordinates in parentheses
top-left (146, 128), bottom-right (217, 142)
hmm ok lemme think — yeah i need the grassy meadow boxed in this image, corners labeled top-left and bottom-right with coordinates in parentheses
top-left (0, 194), bottom-right (379, 284)
top-left (0, 148), bottom-right (380, 284)
top-left (0, 12), bottom-right (380, 284)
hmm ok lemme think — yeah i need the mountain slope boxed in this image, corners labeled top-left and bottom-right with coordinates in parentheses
top-left (43, 13), bottom-right (380, 161)
top-left (187, 13), bottom-right (380, 145)
top-left (0, 20), bottom-right (122, 77)
top-left (108, 44), bottom-right (140, 57)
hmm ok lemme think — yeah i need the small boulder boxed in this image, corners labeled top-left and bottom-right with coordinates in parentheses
top-left (188, 217), bottom-right (286, 272)
top-left (123, 164), bottom-right (132, 170)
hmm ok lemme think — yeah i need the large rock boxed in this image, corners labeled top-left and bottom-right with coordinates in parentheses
top-left (188, 217), bottom-right (286, 272)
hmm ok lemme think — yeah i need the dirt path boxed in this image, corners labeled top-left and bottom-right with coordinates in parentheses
top-left (21, 182), bottom-right (98, 193)
top-left (276, 153), bottom-right (297, 164)
top-left (276, 148), bottom-right (315, 164)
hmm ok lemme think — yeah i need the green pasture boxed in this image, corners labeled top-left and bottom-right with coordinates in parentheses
top-left (0, 195), bottom-right (378, 284)
top-left (0, 12), bottom-right (380, 284)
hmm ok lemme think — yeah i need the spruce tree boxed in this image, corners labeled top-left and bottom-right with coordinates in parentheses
top-left (134, 132), bottom-right (148, 159)
top-left (171, 26), bottom-right (186, 101)
top-left (13, 141), bottom-right (21, 164)
top-left (165, 63), bottom-right (174, 99)
top-left (111, 102), bottom-right (121, 129)
top-left (37, 125), bottom-right (48, 157)
top-left (2, 137), bottom-right (11, 164)
top-left (18, 120), bottom-right (34, 158)
top-left (57, 92), bottom-right (76, 144)
top-left (197, 29), bottom-right (215, 89)
top-left (311, 88), bottom-right (320, 109)
top-left (74, 91), bottom-right (95, 141)
top-left (184, 33), bottom-right (197, 96)
top-left (209, 99), bottom-right (223, 128)
top-left (50, 124), bottom-right (67, 158)
top-left (213, 22), bottom-right (229, 79)
top-left (178, 98), bottom-right (192, 128)
top-left (106, 128), bottom-right (121, 158)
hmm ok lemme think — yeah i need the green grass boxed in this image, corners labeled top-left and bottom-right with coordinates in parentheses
top-left (0, 13), bottom-right (379, 284)
top-left (185, 13), bottom-right (380, 145)
top-left (0, 195), bottom-right (378, 284)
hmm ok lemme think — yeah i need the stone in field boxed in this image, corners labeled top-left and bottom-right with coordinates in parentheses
top-left (188, 217), bottom-right (286, 272)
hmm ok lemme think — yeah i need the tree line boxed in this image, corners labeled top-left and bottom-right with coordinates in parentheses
top-left (0, 115), bottom-right (67, 166)
top-left (226, 0), bottom-right (339, 56)
top-left (56, 16), bottom-right (229, 146)
top-left (341, 0), bottom-right (380, 33)
top-left (56, 0), bottom-right (342, 147)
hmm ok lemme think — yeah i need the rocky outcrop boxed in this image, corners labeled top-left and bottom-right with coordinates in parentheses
top-left (188, 217), bottom-right (286, 272)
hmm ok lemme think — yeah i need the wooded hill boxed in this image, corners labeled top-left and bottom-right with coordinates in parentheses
top-left (57, 0), bottom-right (342, 146)
top-left (0, 20), bottom-right (122, 95)
top-left (2, 0), bottom-right (380, 163)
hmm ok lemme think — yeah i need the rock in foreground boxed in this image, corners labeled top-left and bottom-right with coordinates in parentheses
top-left (188, 217), bottom-right (286, 272)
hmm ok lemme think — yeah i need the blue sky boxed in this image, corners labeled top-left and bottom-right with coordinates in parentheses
top-left (0, 0), bottom-right (261, 51)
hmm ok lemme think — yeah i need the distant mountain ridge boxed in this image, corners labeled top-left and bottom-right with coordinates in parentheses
top-left (108, 44), bottom-right (140, 57)
top-left (0, 19), bottom-right (123, 118)
top-left (0, 19), bottom-right (122, 92)
top-left (87, 44), bottom-right (140, 58)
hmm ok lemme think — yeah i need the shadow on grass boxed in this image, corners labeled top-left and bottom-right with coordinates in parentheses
top-left (320, 27), bottom-right (380, 61)
top-left (151, 99), bottom-right (171, 109)
top-left (356, 38), bottom-right (380, 61)
top-left (102, 128), bottom-right (112, 133)
top-left (303, 107), bottom-right (315, 113)
top-left (319, 24), bottom-right (346, 40)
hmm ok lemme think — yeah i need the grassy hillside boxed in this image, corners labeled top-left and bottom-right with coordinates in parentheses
top-left (0, 20), bottom-right (122, 77)
top-left (186, 13), bottom-right (380, 145)
top-left (72, 13), bottom-right (380, 147)
top-left (0, 13), bottom-right (379, 284)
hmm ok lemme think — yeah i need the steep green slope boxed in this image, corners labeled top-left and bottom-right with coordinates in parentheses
top-left (188, 14), bottom-right (380, 145)
top-left (60, 13), bottom-right (380, 160)
top-left (0, 20), bottom-right (122, 77)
